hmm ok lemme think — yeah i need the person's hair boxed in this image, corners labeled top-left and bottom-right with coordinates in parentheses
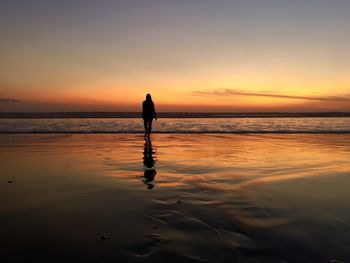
top-left (146, 93), bottom-right (152, 101)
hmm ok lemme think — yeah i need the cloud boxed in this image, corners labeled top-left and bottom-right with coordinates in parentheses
top-left (194, 89), bottom-right (350, 102)
top-left (0, 98), bottom-right (20, 103)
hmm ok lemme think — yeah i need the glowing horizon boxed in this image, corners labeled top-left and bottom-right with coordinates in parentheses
top-left (1, 0), bottom-right (350, 112)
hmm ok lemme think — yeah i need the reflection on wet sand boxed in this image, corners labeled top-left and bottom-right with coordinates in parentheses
top-left (1, 134), bottom-right (350, 262)
top-left (142, 137), bottom-right (157, 189)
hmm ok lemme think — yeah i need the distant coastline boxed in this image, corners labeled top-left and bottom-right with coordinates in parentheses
top-left (1, 112), bottom-right (350, 118)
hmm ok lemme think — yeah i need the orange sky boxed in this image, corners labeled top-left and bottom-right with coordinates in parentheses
top-left (1, 1), bottom-right (350, 112)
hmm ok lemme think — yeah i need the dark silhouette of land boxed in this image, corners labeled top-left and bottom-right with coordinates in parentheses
top-left (1, 112), bottom-right (350, 118)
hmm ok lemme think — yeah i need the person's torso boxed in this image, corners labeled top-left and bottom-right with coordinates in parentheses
top-left (143, 101), bottom-right (154, 118)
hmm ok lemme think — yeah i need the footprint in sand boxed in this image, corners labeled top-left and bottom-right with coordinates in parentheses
top-left (133, 233), bottom-right (163, 256)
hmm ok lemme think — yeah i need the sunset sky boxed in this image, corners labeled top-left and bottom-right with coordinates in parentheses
top-left (1, 0), bottom-right (350, 112)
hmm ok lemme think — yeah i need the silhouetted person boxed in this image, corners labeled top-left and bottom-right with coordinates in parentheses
top-left (142, 94), bottom-right (157, 136)
top-left (143, 136), bottom-right (157, 189)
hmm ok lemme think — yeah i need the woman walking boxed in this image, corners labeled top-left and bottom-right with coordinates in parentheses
top-left (142, 94), bottom-right (157, 136)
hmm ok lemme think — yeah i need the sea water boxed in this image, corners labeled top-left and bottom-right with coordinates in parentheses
top-left (0, 117), bottom-right (350, 133)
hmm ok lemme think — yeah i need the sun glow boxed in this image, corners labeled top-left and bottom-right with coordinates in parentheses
top-left (1, 1), bottom-right (350, 112)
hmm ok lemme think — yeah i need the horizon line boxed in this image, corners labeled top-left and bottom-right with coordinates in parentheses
top-left (1, 111), bottom-right (350, 119)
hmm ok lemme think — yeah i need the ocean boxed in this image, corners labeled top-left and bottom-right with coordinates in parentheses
top-left (0, 116), bottom-right (350, 133)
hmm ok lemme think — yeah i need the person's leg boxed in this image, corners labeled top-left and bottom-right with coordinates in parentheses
top-left (147, 119), bottom-right (153, 135)
top-left (143, 119), bottom-right (148, 135)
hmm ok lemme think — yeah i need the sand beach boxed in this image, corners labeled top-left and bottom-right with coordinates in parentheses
top-left (1, 134), bottom-right (350, 262)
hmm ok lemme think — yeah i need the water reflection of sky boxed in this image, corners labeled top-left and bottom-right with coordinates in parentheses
top-left (1, 134), bottom-right (350, 262)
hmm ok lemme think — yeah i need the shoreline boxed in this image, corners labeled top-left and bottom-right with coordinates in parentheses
top-left (1, 131), bottom-right (350, 134)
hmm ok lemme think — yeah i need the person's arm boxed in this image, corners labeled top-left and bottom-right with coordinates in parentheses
top-left (141, 102), bottom-right (144, 119)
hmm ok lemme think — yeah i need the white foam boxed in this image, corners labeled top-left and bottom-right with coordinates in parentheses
top-left (1, 117), bottom-right (350, 134)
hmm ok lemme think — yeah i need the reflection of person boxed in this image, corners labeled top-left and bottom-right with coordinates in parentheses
top-left (143, 136), bottom-right (157, 189)
top-left (142, 94), bottom-right (157, 136)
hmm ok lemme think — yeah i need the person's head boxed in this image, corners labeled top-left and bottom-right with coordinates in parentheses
top-left (146, 93), bottom-right (152, 101)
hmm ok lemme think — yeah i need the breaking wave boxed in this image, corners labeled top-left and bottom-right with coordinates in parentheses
top-left (1, 117), bottom-right (350, 134)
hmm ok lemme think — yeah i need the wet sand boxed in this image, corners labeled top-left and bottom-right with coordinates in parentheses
top-left (1, 134), bottom-right (350, 262)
